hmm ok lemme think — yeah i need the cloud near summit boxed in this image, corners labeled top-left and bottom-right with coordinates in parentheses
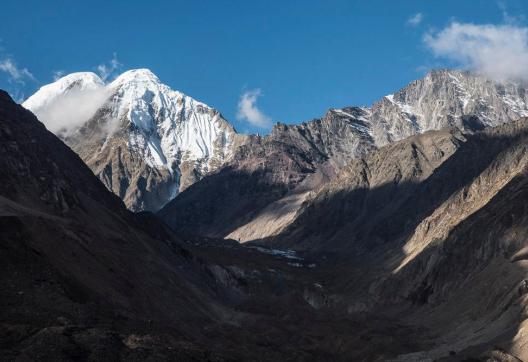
top-left (424, 21), bottom-right (528, 82)
top-left (236, 88), bottom-right (272, 129)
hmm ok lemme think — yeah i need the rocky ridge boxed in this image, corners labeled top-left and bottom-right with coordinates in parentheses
top-left (161, 69), bottom-right (528, 241)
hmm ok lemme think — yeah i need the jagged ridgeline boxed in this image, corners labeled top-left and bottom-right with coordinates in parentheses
top-left (24, 69), bottom-right (528, 215)
top-left (159, 70), bottom-right (528, 241)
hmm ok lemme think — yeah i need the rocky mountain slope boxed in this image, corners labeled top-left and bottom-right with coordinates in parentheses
top-left (254, 118), bottom-right (528, 360)
top-left (5, 83), bottom-right (528, 359)
top-left (369, 69), bottom-right (528, 145)
top-left (0, 89), bottom-right (247, 360)
top-left (158, 108), bottom-right (377, 239)
top-left (160, 70), bottom-right (528, 241)
top-left (23, 69), bottom-right (246, 212)
top-left (1, 88), bottom-right (449, 360)
top-left (267, 126), bottom-right (468, 252)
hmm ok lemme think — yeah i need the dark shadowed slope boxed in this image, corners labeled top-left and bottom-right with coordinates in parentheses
top-left (0, 89), bottom-right (442, 361)
top-left (272, 118), bottom-right (528, 254)
top-left (262, 119), bottom-right (528, 360)
top-left (0, 89), bottom-right (478, 361)
top-left (158, 109), bottom-right (376, 239)
top-left (266, 126), bottom-right (467, 252)
top-left (0, 90), bottom-right (242, 360)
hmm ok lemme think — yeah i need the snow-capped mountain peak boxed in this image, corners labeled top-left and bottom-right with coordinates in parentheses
top-left (366, 69), bottom-right (528, 145)
top-left (23, 72), bottom-right (104, 112)
top-left (111, 68), bottom-right (160, 84)
top-left (23, 69), bottom-right (242, 212)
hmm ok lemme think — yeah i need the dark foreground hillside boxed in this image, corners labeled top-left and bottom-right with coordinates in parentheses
top-left (2, 89), bottom-right (528, 361)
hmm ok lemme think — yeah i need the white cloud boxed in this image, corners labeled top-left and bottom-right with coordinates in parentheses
top-left (9, 89), bottom-right (26, 104)
top-left (29, 87), bottom-right (110, 135)
top-left (407, 13), bottom-right (423, 27)
top-left (52, 70), bottom-right (65, 81)
top-left (424, 22), bottom-right (528, 82)
top-left (236, 89), bottom-right (272, 129)
top-left (0, 58), bottom-right (35, 85)
top-left (96, 53), bottom-right (122, 81)
top-left (498, 1), bottom-right (525, 25)
top-left (20, 53), bottom-right (123, 135)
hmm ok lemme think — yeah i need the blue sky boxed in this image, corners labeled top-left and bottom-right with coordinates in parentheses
top-left (0, 0), bottom-right (527, 134)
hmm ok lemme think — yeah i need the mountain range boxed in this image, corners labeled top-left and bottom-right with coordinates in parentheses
top-left (159, 69), bottom-right (528, 242)
top-left (2, 68), bottom-right (528, 360)
top-left (24, 69), bottom-right (528, 215)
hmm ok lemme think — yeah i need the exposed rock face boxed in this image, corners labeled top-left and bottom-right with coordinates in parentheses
top-left (263, 118), bottom-right (528, 360)
top-left (23, 69), bottom-right (246, 211)
top-left (369, 69), bottom-right (528, 145)
top-left (269, 127), bottom-right (467, 251)
top-left (158, 134), bottom-right (322, 238)
top-left (158, 108), bottom-right (376, 239)
top-left (161, 70), bottom-right (528, 241)
top-left (269, 106), bottom-right (376, 169)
